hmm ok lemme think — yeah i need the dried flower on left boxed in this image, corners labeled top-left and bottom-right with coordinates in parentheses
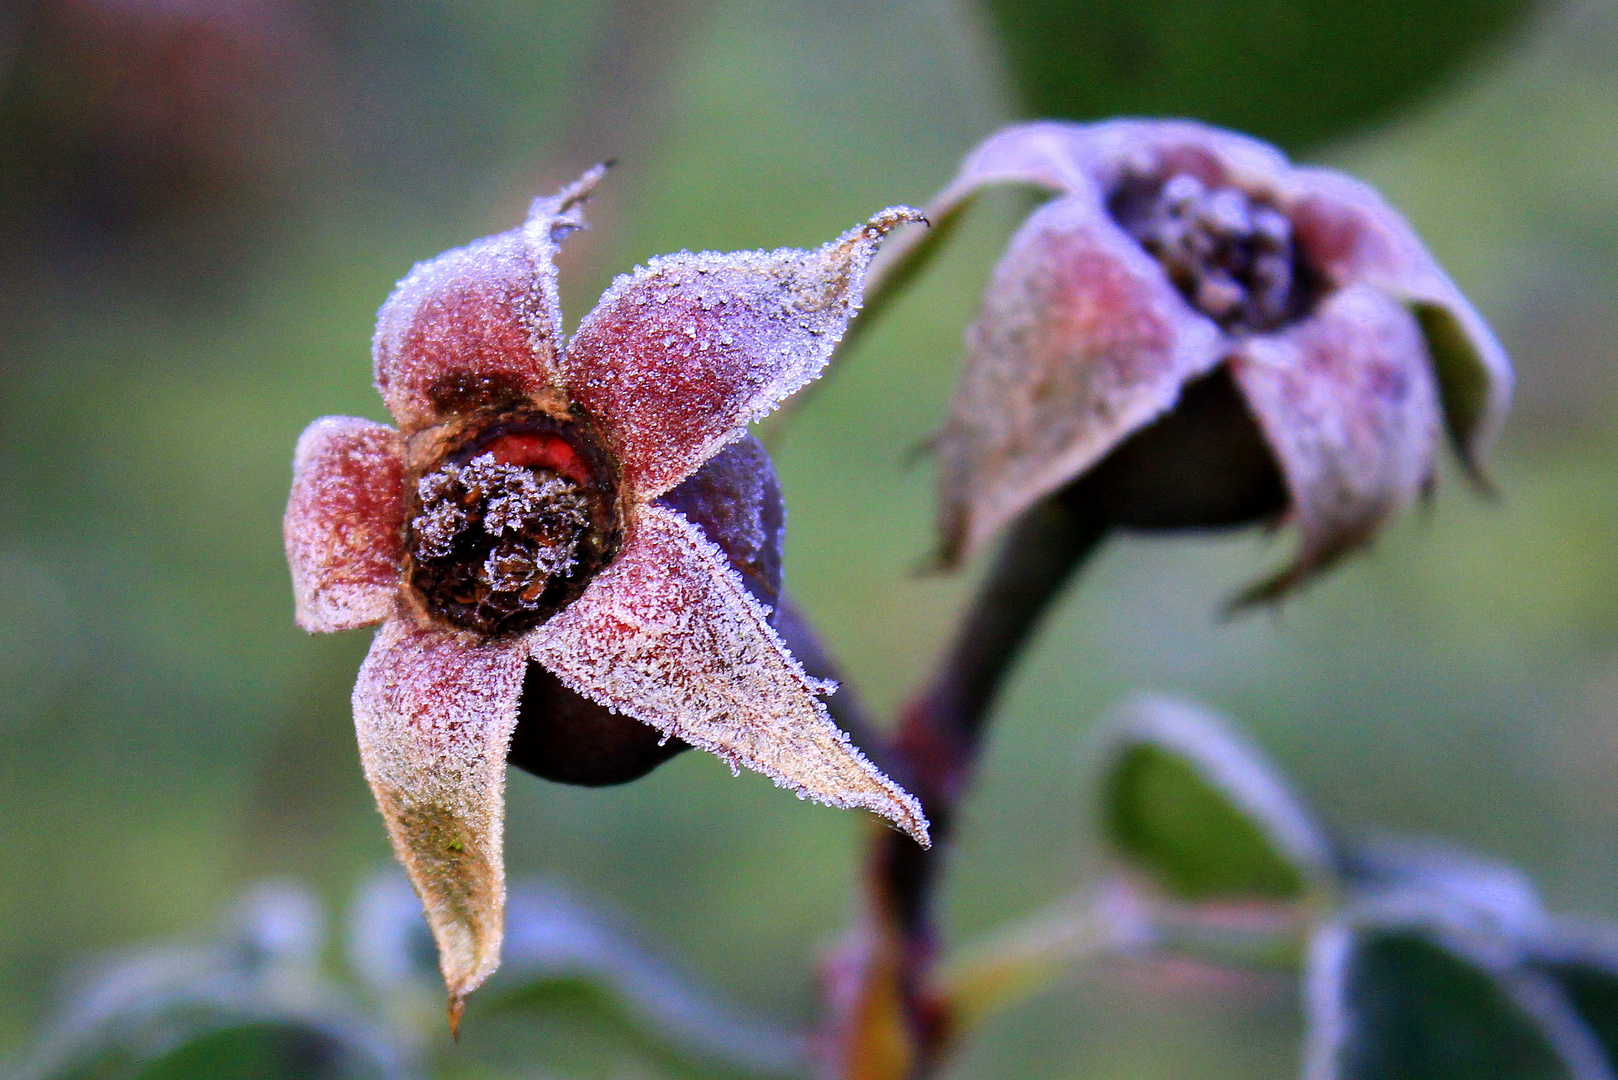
top-left (284, 166), bottom-right (929, 1028)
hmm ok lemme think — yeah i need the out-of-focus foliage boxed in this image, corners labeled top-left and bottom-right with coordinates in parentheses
top-left (1097, 697), bottom-right (1335, 904)
top-left (978, 0), bottom-right (1536, 150)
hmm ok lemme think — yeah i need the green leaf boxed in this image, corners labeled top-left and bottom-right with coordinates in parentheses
top-left (1529, 928), bottom-right (1618, 1074)
top-left (977, 0), bottom-right (1535, 152)
top-left (1304, 918), bottom-right (1612, 1080)
top-left (132, 1022), bottom-right (386, 1080)
top-left (1097, 696), bottom-right (1335, 903)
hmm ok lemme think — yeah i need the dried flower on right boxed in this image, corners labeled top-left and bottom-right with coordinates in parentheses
top-left (920, 120), bottom-right (1513, 602)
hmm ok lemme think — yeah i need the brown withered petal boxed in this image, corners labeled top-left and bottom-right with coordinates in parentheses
top-left (938, 193), bottom-right (1225, 563)
top-left (564, 207), bottom-right (926, 499)
top-left (528, 503), bottom-right (929, 846)
top-left (1228, 286), bottom-right (1442, 604)
top-left (913, 120), bottom-right (1509, 596)
top-left (352, 616), bottom-right (528, 1020)
top-left (371, 166), bottom-right (605, 434)
top-left (285, 417), bottom-right (405, 632)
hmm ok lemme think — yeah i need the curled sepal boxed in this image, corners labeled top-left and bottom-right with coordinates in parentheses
top-left (1097, 695), bottom-right (1337, 904)
top-left (371, 166), bottom-right (605, 433)
top-left (285, 417), bottom-right (406, 632)
top-left (529, 503), bottom-right (929, 845)
top-left (353, 617), bottom-right (528, 1028)
top-left (563, 206), bottom-right (926, 499)
top-left (1229, 285), bottom-right (1442, 605)
top-left (938, 193), bottom-right (1224, 564)
top-left (1286, 167), bottom-right (1513, 476)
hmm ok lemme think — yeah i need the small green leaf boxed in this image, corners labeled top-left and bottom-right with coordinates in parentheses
top-left (1097, 696), bottom-right (1335, 903)
top-left (977, 0), bottom-right (1534, 151)
top-left (1304, 919), bottom-right (1610, 1080)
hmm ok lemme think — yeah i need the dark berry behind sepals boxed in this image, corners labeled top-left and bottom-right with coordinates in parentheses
top-left (507, 435), bottom-right (786, 785)
top-left (1067, 366), bottom-right (1286, 531)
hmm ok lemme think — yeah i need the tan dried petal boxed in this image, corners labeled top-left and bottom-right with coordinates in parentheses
top-left (1228, 285), bottom-right (1442, 603)
top-left (562, 207), bottom-right (925, 499)
top-left (1284, 167), bottom-right (1512, 475)
top-left (285, 416), bottom-right (405, 632)
top-left (528, 502), bottom-right (929, 845)
top-left (938, 193), bottom-right (1225, 564)
top-left (372, 166), bottom-right (605, 433)
top-left (353, 616), bottom-right (528, 1022)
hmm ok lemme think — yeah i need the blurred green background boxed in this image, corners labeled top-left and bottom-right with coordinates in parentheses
top-left (3, 0), bottom-right (1617, 1076)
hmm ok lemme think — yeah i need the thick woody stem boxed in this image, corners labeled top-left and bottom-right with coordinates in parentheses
top-left (828, 493), bottom-right (1108, 1078)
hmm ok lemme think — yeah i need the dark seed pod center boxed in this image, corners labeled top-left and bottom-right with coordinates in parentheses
top-left (407, 409), bottom-right (620, 637)
top-left (1110, 171), bottom-right (1312, 333)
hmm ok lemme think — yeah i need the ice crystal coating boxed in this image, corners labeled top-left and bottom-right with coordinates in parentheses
top-left (901, 119), bottom-right (1511, 598)
top-left (283, 170), bottom-right (930, 1025)
top-left (285, 417), bottom-right (406, 632)
top-left (352, 617), bottom-right (528, 1022)
top-left (372, 166), bottom-right (605, 434)
top-left (529, 503), bottom-right (929, 846)
top-left (564, 206), bottom-right (927, 498)
top-left (408, 453), bottom-right (592, 635)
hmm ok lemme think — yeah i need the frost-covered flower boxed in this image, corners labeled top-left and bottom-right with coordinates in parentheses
top-left (284, 167), bottom-right (928, 1020)
top-left (918, 120), bottom-right (1512, 599)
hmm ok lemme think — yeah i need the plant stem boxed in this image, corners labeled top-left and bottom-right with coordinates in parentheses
top-left (838, 493), bottom-right (1108, 1077)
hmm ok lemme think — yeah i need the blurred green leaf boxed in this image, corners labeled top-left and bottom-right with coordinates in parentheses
top-left (10, 884), bottom-right (414, 1080)
top-left (1098, 696), bottom-right (1336, 903)
top-left (977, 0), bottom-right (1534, 151)
top-left (351, 874), bottom-right (806, 1079)
top-left (1529, 928), bottom-right (1618, 1075)
top-left (1303, 921), bottom-right (1609, 1080)
top-left (132, 1022), bottom-right (385, 1080)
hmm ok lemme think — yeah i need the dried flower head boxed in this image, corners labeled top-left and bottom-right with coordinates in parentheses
top-left (284, 166), bottom-right (929, 1024)
top-left (915, 120), bottom-right (1512, 600)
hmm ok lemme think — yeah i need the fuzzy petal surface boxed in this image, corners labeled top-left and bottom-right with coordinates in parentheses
top-left (285, 416), bottom-right (405, 632)
top-left (372, 167), bottom-right (604, 433)
top-left (528, 502), bottom-right (929, 845)
top-left (1229, 285), bottom-right (1443, 603)
top-left (563, 207), bottom-right (924, 499)
top-left (1284, 166), bottom-right (1512, 473)
top-left (938, 193), bottom-right (1226, 564)
top-left (353, 615), bottom-right (528, 1018)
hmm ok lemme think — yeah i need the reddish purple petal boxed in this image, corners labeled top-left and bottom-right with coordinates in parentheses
top-left (371, 167), bottom-right (605, 433)
top-left (937, 193), bottom-right (1226, 564)
top-left (527, 503), bottom-right (928, 844)
top-left (1228, 285), bottom-right (1443, 603)
top-left (1283, 167), bottom-right (1512, 474)
top-left (285, 416), bottom-right (405, 632)
top-left (353, 616), bottom-right (528, 1018)
top-left (562, 207), bottom-right (924, 498)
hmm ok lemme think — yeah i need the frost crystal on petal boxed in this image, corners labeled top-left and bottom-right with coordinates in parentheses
top-left (372, 167), bottom-right (605, 433)
top-left (563, 207), bottom-right (925, 499)
top-left (352, 617), bottom-right (528, 1019)
top-left (408, 453), bottom-right (592, 636)
top-left (285, 416), bottom-right (407, 632)
top-left (528, 503), bottom-right (929, 845)
top-left (937, 193), bottom-right (1225, 565)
